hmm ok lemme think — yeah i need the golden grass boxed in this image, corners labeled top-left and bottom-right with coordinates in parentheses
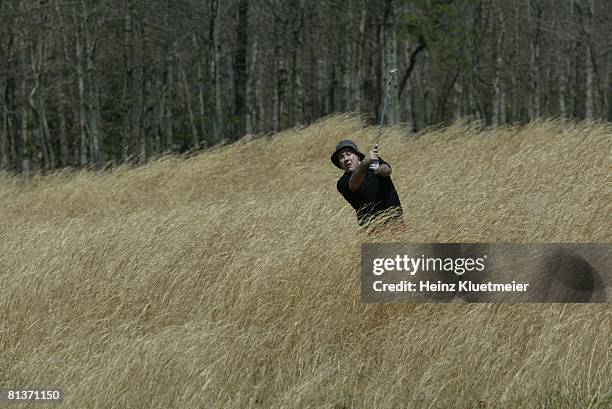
top-left (0, 114), bottom-right (610, 408)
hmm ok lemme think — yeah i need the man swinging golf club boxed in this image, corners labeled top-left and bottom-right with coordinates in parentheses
top-left (332, 69), bottom-right (404, 227)
top-left (332, 140), bottom-right (403, 227)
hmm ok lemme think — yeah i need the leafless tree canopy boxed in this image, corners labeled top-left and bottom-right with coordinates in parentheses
top-left (1, 0), bottom-right (611, 172)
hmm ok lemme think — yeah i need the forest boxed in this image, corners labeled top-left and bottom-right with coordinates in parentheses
top-left (1, 0), bottom-right (611, 173)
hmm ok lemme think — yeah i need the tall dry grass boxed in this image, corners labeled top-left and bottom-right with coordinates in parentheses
top-left (0, 114), bottom-right (610, 408)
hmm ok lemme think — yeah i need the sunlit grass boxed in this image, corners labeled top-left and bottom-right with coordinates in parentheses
top-left (0, 114), bottom-right (610, 408)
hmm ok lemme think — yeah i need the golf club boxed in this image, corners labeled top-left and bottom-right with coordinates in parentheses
top-left (369, 68), bottom-right (399, 171)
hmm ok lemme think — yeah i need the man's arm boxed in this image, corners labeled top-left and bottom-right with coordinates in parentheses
top-left (349, 149), bottom-right (378, 191)
top-left (375, 162), bottom-right (392, 177)
top-left (348, 160), bottom-right (369, 192)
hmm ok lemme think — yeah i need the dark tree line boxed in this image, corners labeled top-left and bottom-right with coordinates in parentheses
top-left (1, 0), bottom-right (611, 173)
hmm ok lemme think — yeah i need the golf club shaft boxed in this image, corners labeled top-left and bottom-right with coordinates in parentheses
top-left (375, 76), bottom-right (395, 147)
top-left (369, 69), bottom-right (397, 171)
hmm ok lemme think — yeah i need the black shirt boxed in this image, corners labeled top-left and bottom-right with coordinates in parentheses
top-left (336, 158), bottom-right (403, 225)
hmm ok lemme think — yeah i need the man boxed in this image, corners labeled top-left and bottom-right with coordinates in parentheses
top-left (331, 139), bottom-right (403, 226)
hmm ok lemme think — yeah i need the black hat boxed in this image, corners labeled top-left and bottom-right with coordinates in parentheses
top-left (331, 140), bottom-right (365, 169)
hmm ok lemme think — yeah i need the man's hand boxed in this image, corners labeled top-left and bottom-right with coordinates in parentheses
top-left (370, 148), bottom-right (391, 176)
top-left (363, 148), bottom-right (380, 166)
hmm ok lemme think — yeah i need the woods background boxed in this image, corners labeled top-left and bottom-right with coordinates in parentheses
top-left (1, 0), bottom-right (611, 173)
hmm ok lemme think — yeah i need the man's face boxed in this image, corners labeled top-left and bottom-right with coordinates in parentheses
top-left (337, 147), bottom-right (359, 173)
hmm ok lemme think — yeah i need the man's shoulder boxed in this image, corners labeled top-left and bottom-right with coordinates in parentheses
top-left (337, 172), bottom-right (350, 182)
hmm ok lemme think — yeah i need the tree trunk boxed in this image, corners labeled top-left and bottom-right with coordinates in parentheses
top-left (164, 56), bottom-right (174, 150)
top-left (209, 0), bottom-right (223, 141)
top-left (40, 103), bottom-right (55, 170)
top-left (289, 1), bottom-right (305, 127)
top-left (232, 0), bottom-right (248, 140)
top-left (0, 35), bottom-right (10, 170)
top-left (28, 23), bottom-right (54, 171)
top-left (607, 45), bottom-right (612, 120)
top-left (138, 25), bottom-right (147, 163)
top-left (410, 81), bottom-right (418, 132)
top-left (56, 92), bottom-right (69, 166)
top-left (75, 7), bottom-right (88, 167)
top-left (121, 0), bottom-right (134, 162)
top-left (0, 91), bottom-right (7, 170)
top-left (529, 0), bottom-right (541, 120)
top-left (192, 33), bottom-right (209, 147)
top-left (584, 0), bottom-right (595, 119)
top-left (352, 0), bottom-right (367, 112)
top-left (290, 45), bottom-right (304, 127)
top-left (53, 0), bottom-right (72, 166)
top-left (19, 36), bottom-right (30, 175)
top-left (246, 40), bottom-right (258, 134)
top-left (82, 1), bottom-right (100, 167)
top-left (180, 63), bottom-right (199, 148)
top-left (381, 0), bottom-right (399, 125)
top-left (511, 4), bottom-right (520, 121)
top-left (557, 2), bottom-right (568, 119)
top-left (6, 77), bottom-right (19, 172)
top-left (493, 9), bottom-right (506, 125)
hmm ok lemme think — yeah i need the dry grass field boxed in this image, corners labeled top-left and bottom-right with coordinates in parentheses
top-left (0, 114), bottom-right (611, 408)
